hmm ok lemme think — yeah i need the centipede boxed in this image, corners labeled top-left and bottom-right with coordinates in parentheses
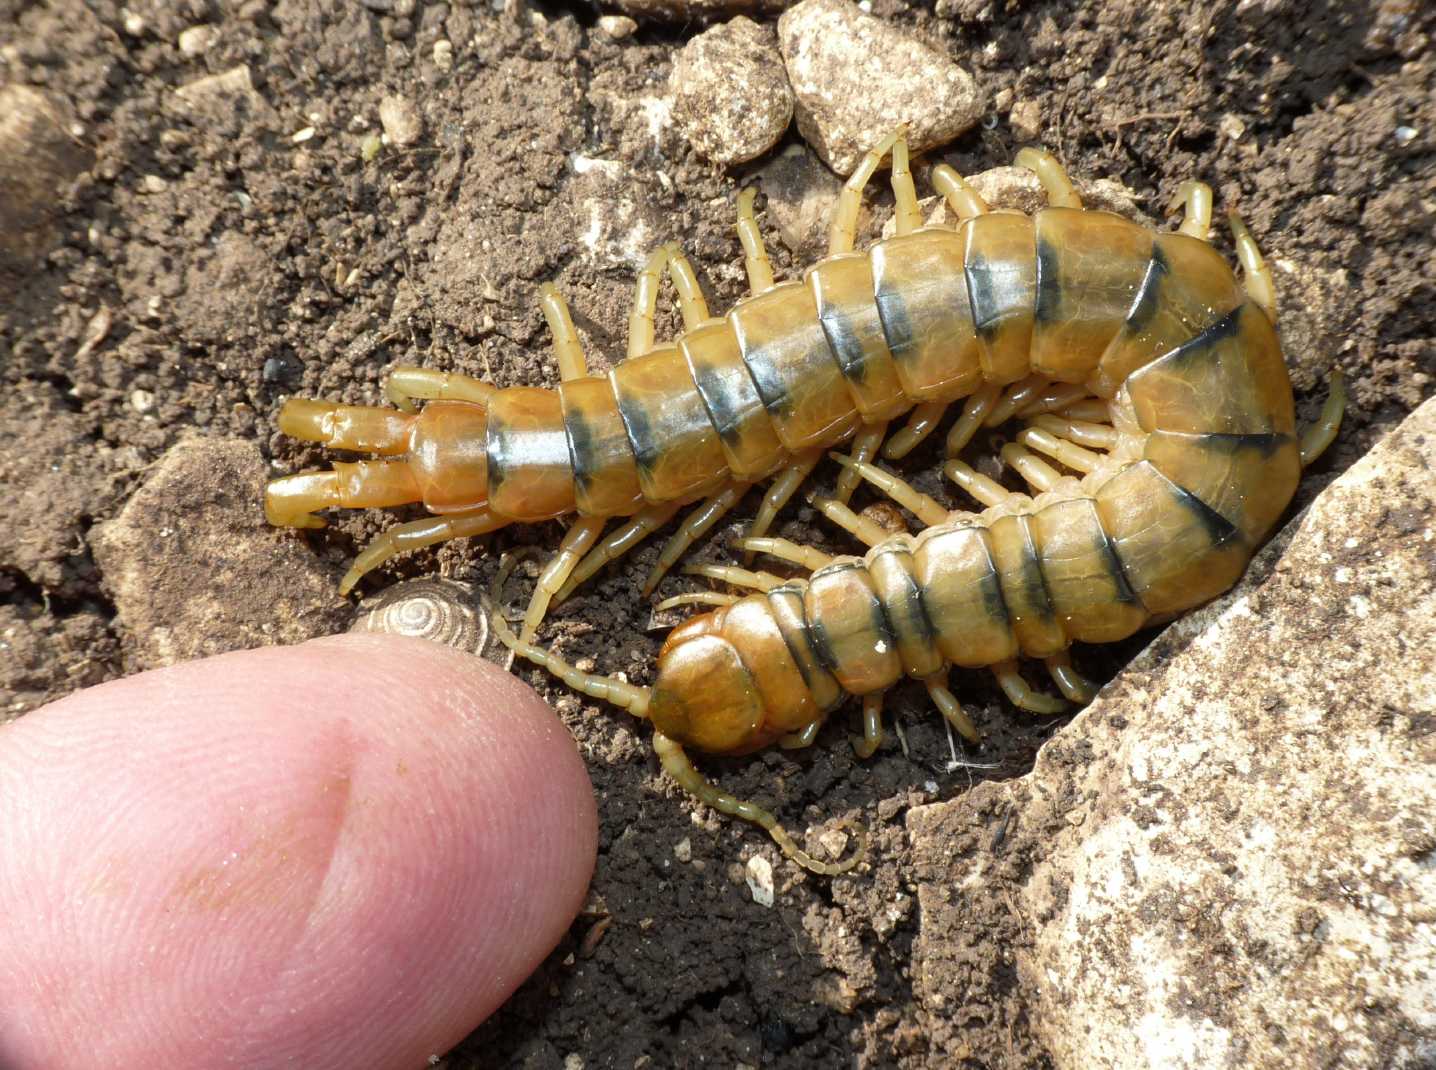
top-left (267, 129), bottom-right (1345, 874)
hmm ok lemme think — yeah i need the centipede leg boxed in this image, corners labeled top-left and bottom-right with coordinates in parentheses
top-left (808, 495), bottom-right (893, 548)
top-left (736, 188), bottom-right (776, 294)
top-left (743, 448), bottom-right (823, 561)
top-left (1014, 147), bottom-right (1083, 209)
top-left (628, 244), bottom-right (713, 359)
top-left (984, 374), bottom-right (1050, 427)
top-left (1027, 413), bottom-right (1119, 451)
top-left (654, 590), bottom-right (741, 612)
top-left (1166, 180), bottom-right (1214, 241)
top-left (945, 383), bottom-right (1002, 456)
top-left (991, 660), bottom-right (1067, 715)
top-left (852, 693), bottom-right (884, 759)
top-left (681, 562), bottom-right (786, 592)
top-left (651, 732), bottom-right (863, 876)
top-left (1299, 370), bottom-right (1347, 466)
top-left (828, 126), bottom-right (904, 255)
top-left (883, 401), bottom-right (950, 459)
top-left (643, 481), bottom-right (749, 596)
top-left (521, 514), bottom-right (607, 641)
top-left (539, 283), bottom-right (589, 381)
top-left (944, 459), bottom-right (1027, 509)
top-left (999, 442), bottom-right (1065, 492)
top-left (384, 368), bottom-right (496, 413)
top-left (1015, 428), bottom-right (1103, 474)
top-left (931, 163), bottom-right (990, 221)
top-left (730, 536), bottom-right (833, 572)
top-left (834, 420), bottom-right (889, 504)
top-left (924, 673), bottom-right (981, 743)
top-left (1228, 212), bottom-right (1278, 320)
top-left (828, 452), bottom-right (948, 526)
top-left (553, 501), bottom-right (684, 605)
top-left (779, 721), bottom-right (822, 749)
top-left (340, 506), bottom-right (510, 595)
top-left (1044, 651), bottom-right (1097, 704)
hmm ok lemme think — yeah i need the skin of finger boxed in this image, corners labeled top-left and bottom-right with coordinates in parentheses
top-left (0, 634), bottom-right (597, 1069)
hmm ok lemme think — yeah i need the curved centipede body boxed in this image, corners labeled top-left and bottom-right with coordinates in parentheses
top-left (269, 131), bottom-right (1344, 875)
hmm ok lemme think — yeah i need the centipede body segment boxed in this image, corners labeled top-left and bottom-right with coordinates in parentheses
top-left (267, 130), bottom-right (1345, 874)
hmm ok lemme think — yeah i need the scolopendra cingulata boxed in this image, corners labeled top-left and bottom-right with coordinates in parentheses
top-left (267, 129), bottom-right (1346, 874)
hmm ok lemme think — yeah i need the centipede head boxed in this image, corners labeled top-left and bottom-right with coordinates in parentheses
top-left (649, 630), bottom-right (774, 756)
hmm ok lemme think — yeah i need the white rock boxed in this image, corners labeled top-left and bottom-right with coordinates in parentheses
top-left (908, 397), bottom-right (1436, 1069)
top-left (746, 854), bottom-right (775, 907)
top-left (670, 17), bottom-right (792, 166)
top-left (778, 0), bottom-right (983, 174)
top-left (379, 94), bottom-right (423, 147)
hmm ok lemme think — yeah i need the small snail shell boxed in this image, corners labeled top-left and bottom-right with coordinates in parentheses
top-left (350, 577), bottom-right (512, 669)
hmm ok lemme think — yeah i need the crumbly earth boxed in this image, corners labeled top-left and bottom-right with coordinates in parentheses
top-left (1, 1), bottom-right (1432, 1066)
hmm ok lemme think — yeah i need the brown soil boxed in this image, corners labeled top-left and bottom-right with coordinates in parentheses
top-left (2, 0), bottom-right (1432, 1066)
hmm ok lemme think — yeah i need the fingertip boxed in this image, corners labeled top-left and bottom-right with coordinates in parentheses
top-left (0, 635), bottom-right (596, 1069)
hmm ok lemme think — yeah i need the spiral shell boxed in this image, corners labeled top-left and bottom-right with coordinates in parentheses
top-left (349, 577), bottom-right (511, 668)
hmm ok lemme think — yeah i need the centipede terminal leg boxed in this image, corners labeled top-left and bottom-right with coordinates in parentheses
top-left (651, 732), bottom-right (864, 876)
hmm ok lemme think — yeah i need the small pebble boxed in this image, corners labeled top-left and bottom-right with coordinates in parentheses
top-left (745, 855), bottom-right (775, 907)
top-left (432, 39), bottom-right (453, 71)
top-left (1009, 98), bottom-right (1041, 141)
top-left (597, 14), bottom-right (637, 39)
top-left (1219, 113), bottom-right (1247, 141)
top-left (360, 133), bottom-right (383, 162)
top-left (778, 0), bottom-right (983, 173)
top-left (673, 837), bottom-right (692, 863)
top-left (1394, 125), bottom-right (1417, 145)
top-left (177, 25), bottom-right (220, 56)
top-left (129, 389), bottom-right (155, 414)
top-left (670, 17), bottom-right (792, 165)
top-left (139, 174), bottom-right (169, 194)
top-left (379, 94), bottom-right (423, 147)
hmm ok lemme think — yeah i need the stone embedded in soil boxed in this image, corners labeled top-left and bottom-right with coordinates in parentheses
top-left (91, 438), bottom-right (348, 669)
top-left (171, 64), bottom-right (272, 126)
top-left (907, 397), bottom-right (1436, 1069)
top-left (607, 0), bottom-right (791, 21)
top-left (379, 94), bottom-right (423, 147)
top-left (777, 0), bottom-right (983, 175)
top-left (670, 16), bottom-right (793, 166)
top-left (0, 85), bottom-right (93, 269)
top-left (754, 143), bottom-right (847, 262)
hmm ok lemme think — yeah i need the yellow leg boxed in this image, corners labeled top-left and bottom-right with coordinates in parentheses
top-left (809, 495), bottom-right (893, 549)
top-left (736, 188), bottom-right (776, 295)
top-left (944, 459), bottom-right (1026, 509)
top-left (1016, 383), bottom-right (1089, 419)
top-left (627, 243), bottom-right (713, 360)
top-left (1300, 370), bottom-right (1347, 467)
top-left (654, 590), bottom-right (741, 612)
top-left (945, 383), bottom-right (1002, 457)
top-left (340, 507), bottom-right (510, 595)
top-left (828, 452), bottom-right (948, 526)
top-left (743, 449), bottom-right (823, 560)
top-left (1045, 651), bottom-right (1096, 704)
top-left (642, 481), bottom-right (749, 596)
top-left (984, 374), bottom-right (1050, 427)
top-left (1027, 413), bottom-right (1118, 451)
top-left (834, 420), bottom-right (888, 504)
top-left (991, 660), bottom-right (1066, 714)
top-left (999, 442), bottom-right (1066, 492)
top-left (681, 562), bottom-right (786, 592)
top-left (553, 501), bottom-right (683, 605)
top-left (882, 400), bottom-right (950, 460)
top-left (539, 283), bottom-right (588, 382)
top-left (779, 721), bottom-right (822, 749)
top-left (931, 163), bottom-right (989, 221)
top-left (828, 126), bottom-right (905, 256)
top-left (852, 694), bottom-right (884, 759)
top-left (521, 515), bottom-right (607, 641)
top-left (1016, 427), bottom-right (1103, 473)
top-left (730, 536), bottom-right (833, 572)
top-left (651, 732), bottom-right (863, 876)
top-left (925, 673), bottom-right (981, 743)
top-left (1014, 148), bottom-right (1082, 209)
top-left (1166, 180), bottom-right (1213, 241)
top-left (385, 367), bottom-right (496, 413)
top-left (1228, 212), bottom-right (1277, 320)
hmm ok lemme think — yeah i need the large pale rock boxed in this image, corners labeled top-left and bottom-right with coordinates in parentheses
top-left (670, 17), bottom-right (792, 165)
top-left (778, 0), bottom-right (983, 174)
top-left (909, 398), bottom-right (1436, 1068)
top-left (92, 438), bottom-right (347, 668)
top-left (0, 86), bottom-right (92, 270)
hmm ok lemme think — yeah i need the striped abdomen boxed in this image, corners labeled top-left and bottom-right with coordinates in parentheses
top-left (484, 208), bottom-right (1247, 523)
top-left (647, 292), bottom-right (1301, 754)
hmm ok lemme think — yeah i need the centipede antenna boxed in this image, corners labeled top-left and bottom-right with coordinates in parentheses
top-left (492, 555), bottom-right (652, 718)
top-left (1299, 370), bottom-right (1347, 467)
top-left (651, 732), bottom-right (865, 876)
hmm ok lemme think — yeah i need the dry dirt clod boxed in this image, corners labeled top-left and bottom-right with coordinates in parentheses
top-left (606, 0), bottom-right (791, 22)
top-left (379, 94), bottom-right (423, 146)
top-left (670, 17), bottom-right (792, 166)
top-left (0, 86), bottom-right (93, 270)
top-left (171, 64), bottom-right (271, 125)
top-left (777, 0), bottom-right (983, 174)
top-left (90, 438), bottom-right (347, 669)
